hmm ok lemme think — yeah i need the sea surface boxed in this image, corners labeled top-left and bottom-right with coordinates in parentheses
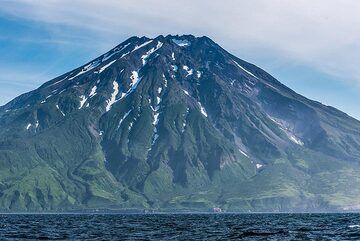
top-left (0, 213), bottom-right (359, 240)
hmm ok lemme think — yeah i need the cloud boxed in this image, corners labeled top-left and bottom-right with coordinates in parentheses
top-left (1, 0), bottom-right (360, 86)
top-left (0, 66), bottom-right (53, 104)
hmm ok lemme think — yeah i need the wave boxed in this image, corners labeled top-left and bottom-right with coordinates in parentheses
top-left (349, 224), bottom-right (360, 228)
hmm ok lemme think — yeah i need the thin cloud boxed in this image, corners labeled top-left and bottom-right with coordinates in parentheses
top-left (1, 0), bottom-right (360, 86)
top-left (0, 67), bottom-right (53, 104)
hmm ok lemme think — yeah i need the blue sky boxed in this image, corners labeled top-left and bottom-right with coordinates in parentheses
top-left (0, 0), bottom-right (359, 120)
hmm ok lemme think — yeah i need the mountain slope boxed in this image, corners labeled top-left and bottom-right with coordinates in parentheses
top-left (0, 35), bottom-right (359, 212)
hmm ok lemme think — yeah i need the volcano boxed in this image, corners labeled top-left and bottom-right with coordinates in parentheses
top-left (0, 35), bottom-right (359, 212)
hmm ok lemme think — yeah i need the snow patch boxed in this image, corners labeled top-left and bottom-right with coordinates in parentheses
top-left (183, 89), bottom-right (190, 96)
top-left (26, 123), bottom-right (32, 130)
top-left (171, 65), bottom-right (178, 72)
top-left (183, 66), bottom-right (193, 77)
top-left (130, 71), bottom-right (140, 87)
top-left (256, 164), bottom-right (263, 169)
top-left (105, 81), bottom-right (119, 112)
top-left (196, 71), bottom-right (202, 78)
top-left (128, 122), bottom-right (133, 131)
top-left (153, 112), bottom-right (160, 126)
top-left (141, 41), bottom-right (163, 66)
top-left (172, 39), bottom-right (191, 47)
top-left (79, 95), bottom-right (87, 109)
top-left (171, 52), bottom-right (175, 60)
top-left (89, 86), bottom-right (97, 98)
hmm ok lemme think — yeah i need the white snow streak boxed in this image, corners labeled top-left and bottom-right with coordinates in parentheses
top-left (198, 102), bottom-right (208, 117)
top-left (268, 116), bottom-right (304, 146)
top-left (102, 42), bottom-right (130, 62)
top-left (69, 61), bottom-right (101, 80)
top-left (232, 60), bottom-right (257, 79)
top-left (26, 123), bottom-right (32, 130)
top-left (162, 74), bottom-right (168, 87)
top-left (150, 86), bottom-right (163, 146)
top-left (132, 40), bottom-right (153, 52)
top-left (118, 109), bottom-right (132, 128)
top-left (105, 81), bottom-right (119, 112)
top-left (48, 75), bottom-right (69, 88)
top-left (153, 112), bottom-right (160, 126)
top-left (239, 149), bottom-right (249, 158)
top-left (89, 86), bottom-right (97, 98)
top-left (128, 122), bottom-right (133, 131)
top-left (152, 134), bottom-right (159, 145)
top-left (183, 89), bottom-right (190, 96)
top-left (39, 94), bottom-right (52, 104)
top-left (181, 107), bottom-right (190, 133)
top-left (56, 104), bottom-right (65, 116)
top-left (256, 164), bottom-right (263, 169)
top-left (289, 136), bottom-right (304, 146)
top-left (98, 59), bottom-right (117, 73)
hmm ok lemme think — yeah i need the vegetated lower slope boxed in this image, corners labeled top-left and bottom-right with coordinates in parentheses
top-left (0, 35), bottom-right (359, 212)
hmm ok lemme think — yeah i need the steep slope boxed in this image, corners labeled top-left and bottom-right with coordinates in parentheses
top-left (0, 35), bottom-right (359, 212)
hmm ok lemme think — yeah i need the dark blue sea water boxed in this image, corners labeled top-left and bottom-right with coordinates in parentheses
top-left (0, 213), bottom-right (359, 240)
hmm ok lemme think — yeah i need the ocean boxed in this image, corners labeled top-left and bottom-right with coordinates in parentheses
top-left (0, 213), bottom-right (359, 240)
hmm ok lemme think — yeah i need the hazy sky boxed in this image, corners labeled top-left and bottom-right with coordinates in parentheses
top-left (0, 0), bottom-right (359, 120)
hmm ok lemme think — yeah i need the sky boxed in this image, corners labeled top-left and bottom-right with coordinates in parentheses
top-left (0, 0), bottom-right (359, 120)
